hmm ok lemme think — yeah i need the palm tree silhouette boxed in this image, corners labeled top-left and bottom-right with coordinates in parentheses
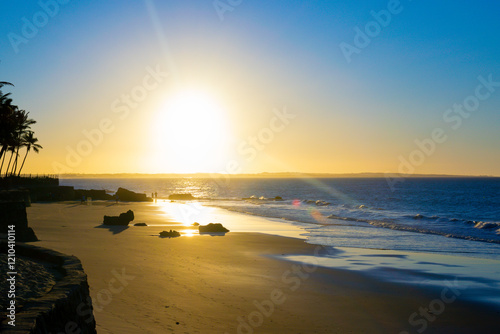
top-left (0, 82), bottom-right (16, 174)
top-left (1, 109), bottom-right (36, 176)
top-left (17, 131), bottom-right (42, 176)
top-left (0, 80), bottom-right (41, 177)
top-left (10, 109), bottom-right (36, 176)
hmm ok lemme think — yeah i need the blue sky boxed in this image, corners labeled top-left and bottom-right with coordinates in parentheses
top-left (1, 0), bottom-right (499, 175)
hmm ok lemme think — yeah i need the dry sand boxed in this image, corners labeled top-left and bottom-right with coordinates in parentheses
top-left (25, 202), bottom-right (499, 334)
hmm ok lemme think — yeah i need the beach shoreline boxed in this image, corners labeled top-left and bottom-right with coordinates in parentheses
top-left (25, 201), bottom-right (500, 333)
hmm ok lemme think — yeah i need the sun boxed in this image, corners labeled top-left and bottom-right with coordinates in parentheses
top-left (152, 89), bottom-right (232, 173)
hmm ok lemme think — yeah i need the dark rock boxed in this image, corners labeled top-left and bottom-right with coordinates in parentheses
top-left (0, 200), bottom-right (38, 242)
top-left (160, 230), bottom-right (180, 238)
top-left (168, 193), bottom-right (195, 200)
top-left (116, 188), bottom-right (152, 202)
top-left (199, 223), bottom-right (229, 233)
top-left (274, 196), bottom-right (283, 201)
top-left (192, 222), bottom-right (200, 226)
top-left (134, 222), bottom-right (148, 226)
top-left (0, 241), bottom-right (97, 333)
top-left (103, 210), bottom-right (135, 226)
top-left (0, 189), bottom-right (31, 206)
top-left (20, 227), bottom-right (38, 242)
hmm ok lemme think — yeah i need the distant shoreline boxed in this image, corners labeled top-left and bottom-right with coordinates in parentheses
top-left (58, 172), bottom-right (500, 179)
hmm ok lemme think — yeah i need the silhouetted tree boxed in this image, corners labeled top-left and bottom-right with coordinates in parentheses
top-left (0, 80), bottom-right (41, 176)
top-left (17, 131), bottom-right (42, 176)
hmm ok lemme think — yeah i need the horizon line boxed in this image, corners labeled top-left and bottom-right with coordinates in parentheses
top-left (53, 172), bottom-right (500, 178)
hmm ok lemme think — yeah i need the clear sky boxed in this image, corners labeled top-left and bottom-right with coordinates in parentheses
top-left (1, 0), bottom-right (499, 175)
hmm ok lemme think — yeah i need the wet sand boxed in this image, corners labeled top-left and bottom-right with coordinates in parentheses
top-left (26, 201), bottom-right (499, 334)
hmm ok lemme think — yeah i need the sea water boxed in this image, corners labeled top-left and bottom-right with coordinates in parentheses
top-left (61, 177), bottom-right (500, 260)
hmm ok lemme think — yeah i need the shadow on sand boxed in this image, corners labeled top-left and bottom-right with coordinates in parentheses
top-left (199, 232), bottom-right (227, 237)
top-left (95, 225), bottom-right (129, 235)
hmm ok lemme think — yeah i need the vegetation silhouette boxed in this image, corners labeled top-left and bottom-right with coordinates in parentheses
top-left (0, 79), bottom-right (42, 178)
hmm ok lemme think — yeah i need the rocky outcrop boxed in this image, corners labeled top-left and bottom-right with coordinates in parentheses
top-left (199, 223), bottom-right (229, 233)
top-left (168, 193), bottom-right (195, 200)
top-left (159, 230), bottom-right (180, 238)
top-left (0, 242), bottom-right (97, 333)
top-left (0, 189), bottom-right (31, 206)
top-left (103, 210), bottom-right (135, 226)
top-left (115, 188), bottom-right (152, 202)
top-left (0, 199), bottom-right (38, 242)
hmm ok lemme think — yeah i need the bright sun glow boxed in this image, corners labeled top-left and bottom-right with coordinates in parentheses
top-left (153, 89), bottom-right (232, 173)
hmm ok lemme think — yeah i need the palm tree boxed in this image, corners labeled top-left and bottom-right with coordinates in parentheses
top-left (0, 79), bottom-right (41, 177)
top-left (0, 105), bottom-right (36, 176)
top-left (9, 140), bottom-right (23, 176)
top-left (17, 131), bottom-right (42, 176)
top-left (0, 81), bottom-right (13, 87)
top-left (0, 109), bottom-right (13, 174)
top-left (0, 81), bottom-right (15, 169)
top-left (4, 145), bottom-right (17, 177)
top-left (10, 109), bottom-right (36, 176)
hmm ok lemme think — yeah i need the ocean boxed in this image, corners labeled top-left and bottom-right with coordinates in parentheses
top-left (60, 177), bottom-right (500, 261)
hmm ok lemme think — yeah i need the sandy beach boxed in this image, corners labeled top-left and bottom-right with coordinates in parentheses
top-left (26, 201), bottom-right (499, 334)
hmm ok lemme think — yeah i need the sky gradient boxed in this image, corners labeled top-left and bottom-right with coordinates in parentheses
top-left (1, 0), bottom-right (499, 175)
